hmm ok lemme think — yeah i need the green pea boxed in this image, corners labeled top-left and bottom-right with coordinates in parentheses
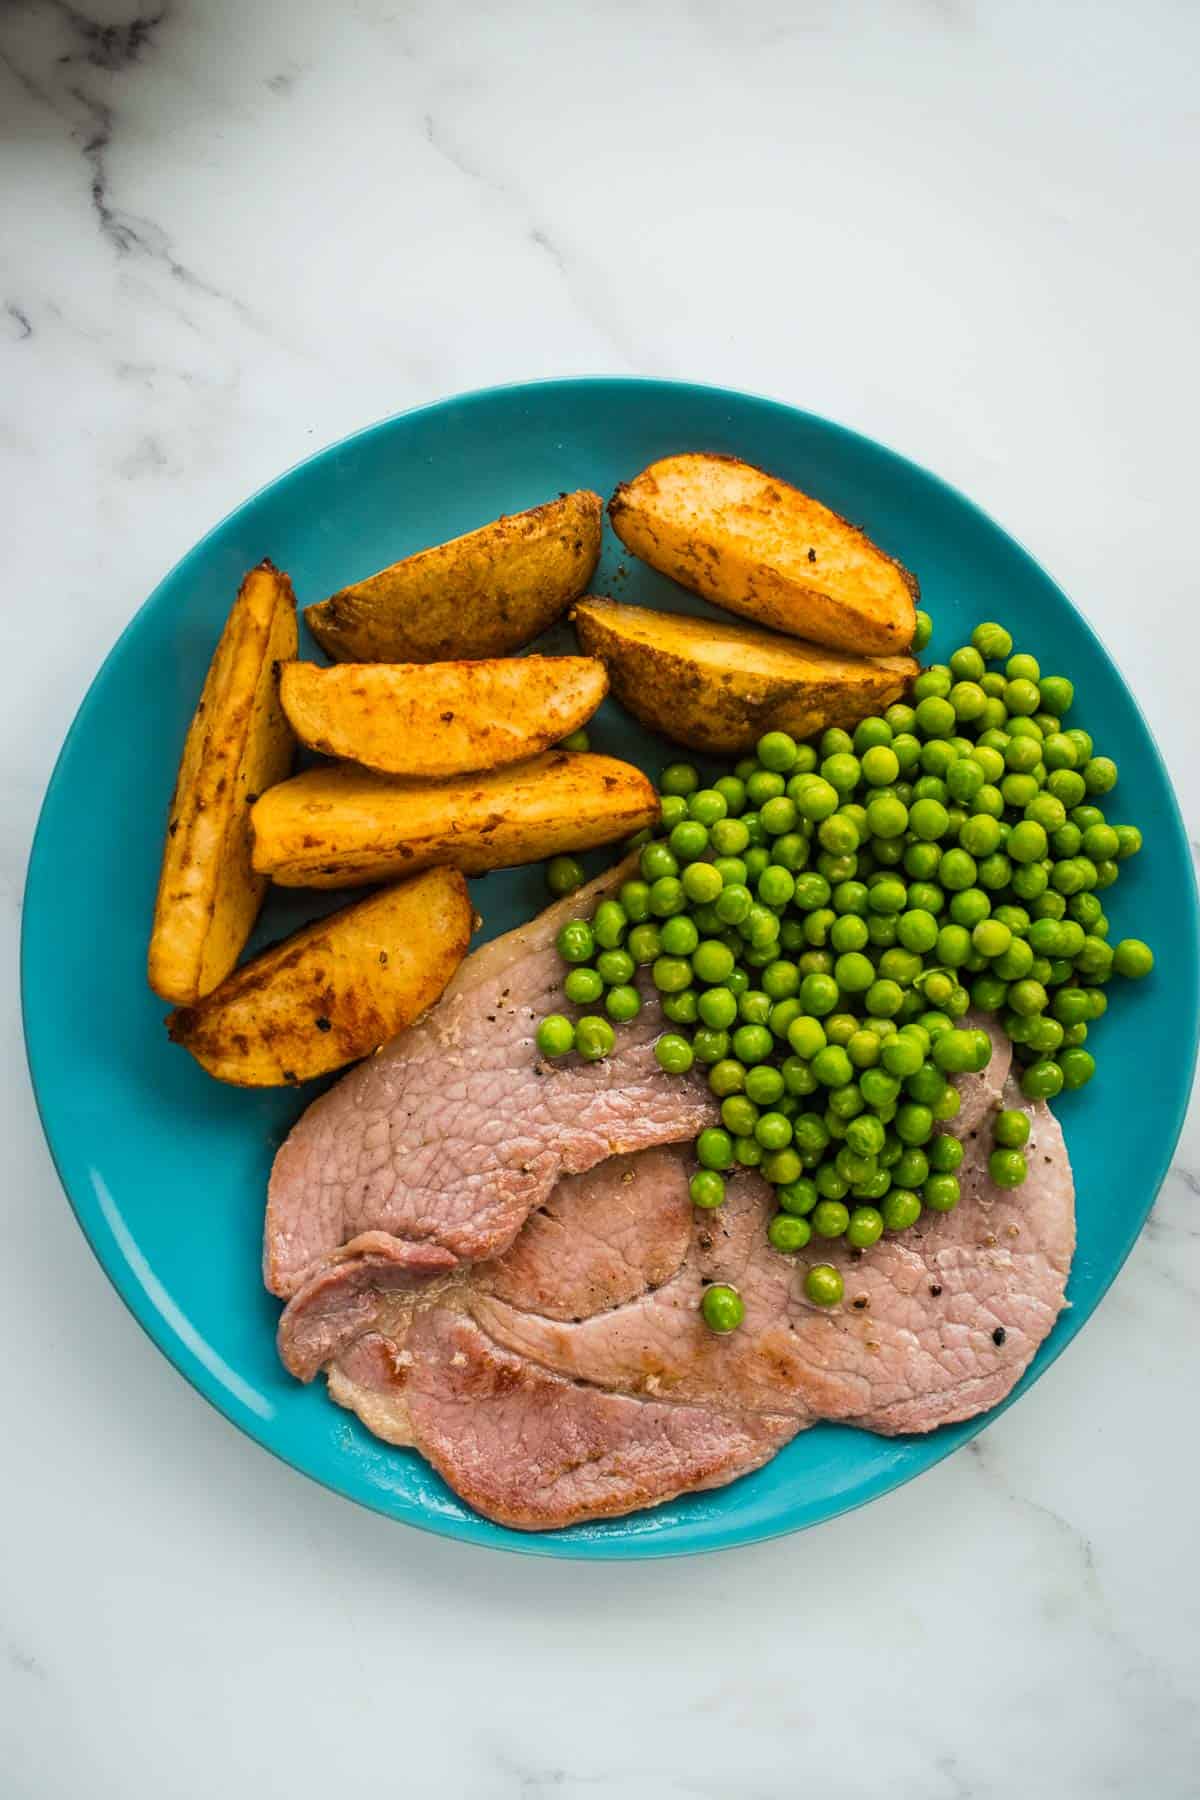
top-left (1037, 675), bottom-right (1073, 715)
top-left (683, 1171), bottom-right (724, 1215)
top-left (928, 1133), bottom-right (964, 1174)
top-left (834, 1201), bottom-right (880, 1249)
top-left (694, 986), bottom-right (735, 1032)
top-left (757, 730), bottom-right (799, 771)
top-left (660, 762), bottom-right (700, 797)
top-left (969, 917), bottom-right (1010, 959)
top-left (595, 947), bottom-right (634, 987)
top-left (1113, 824), bottom-right (1142, 860)
top-left (677, 864), bottom-right (720, 908)
top-left (662, 996), bottom-right (699, 1032)
top-left (858, 1067), bottom-right (900, 1108)
top-left (708, 820), bottom-right (750, 864)
top-left (926, 1030), bottom-right (971, 1075)
top-left (728, 1023), bottom-right (770, 1065)
top-left (604, 984), bottom-right (641, 1023)
top-left (556, 920), bottom-right (595, 964)
top-left (972, 622), bottom-right (1013, 660)
top-left (715, 883), bottom-right (754, 927)
top-left (760, 795), bottom-right (799, 838)
top-left (546, 854), bottom-right (587, 899)
top-left (648, 1032), bottom-right (691, 1076)
top-left (828, 914), bottom-right (867, 956)
top-left (773, 834), bottom-right (811, 877)
top-left (625, 923), bottom-right (661, 968)
top-left (709, 777), bottom-right (744, 818)
top-left (701, 1283), bottom-right (745, 1332)
top-left (820, 751), bottom-right (860, 794)
top-left (882, 1188), bottom-right (923, 1231)
top-left (781, 1016), bottom-right (826, 1064)
top-left (1083, 756), bottom-right (1117, 795)
top-left (936, 848), bottom-right (975, 892)
top-left (765, 1211), bottom-right (809, 1254)
top-left (975, 853), bottom-right (1010, 891)
top-left (809, 1198), bottom-right (849, 1239)
top-left (706, 1059), bottom-right (743, 1098)
top-left (561, 966), bottom-right (601, 1008)
top-left (910, 609), bottom-right (934, 653)
top-left (719, 1094), bottom-right (755, 1137)
top-left (640, 842), bottom-right (677, 883)
top-left (1024, 1014), bottom-right (1063, 1054)
top-left (863, 978), bottom-right (902, 1018)
top-left (895, 1102), bottom-right (934, 1145)
top-left (1005, 677), bottom-right (1041, 717)
top-left (745, 1065), bottom-right (786, 1107)
top-left (649, 876), bottom-right (686, 917)
top-left (1058, 1047), bottom-right (1096, 1089)
top-left (752, 869), bottom-right (793, 916)
top-left (652, 955), bottom-right (693, 995)
top-left (686, 789), bottom-right (728, 829)
top-left (988, 1148), bottom-right (1028, 1188)
top-left (575, 1015), bottom-right (615, 1061)
top-left (1020, 1059), bottom-right (1064, 1101)
top-left (1113, 938), bottom-right (1153, 978)
top-left (905, 883), bottom-right (944, 918)
top-left (697, 1128), bottom-right (736, 1171)
top-left (536, 1014), bottom-right (576, 1058)
top-left (948, 887), bottom-right (990, 929)
top-left (858, 878), bottom-right (901, 920)
top-left (812, 1045), bottom-right (854, 1087)
top-left (669, 819), bottom-right (709, 863)
top-left (792, 777), bottom-right (838, 823)
top-left (924, 1172), bottom-right (960, 1212)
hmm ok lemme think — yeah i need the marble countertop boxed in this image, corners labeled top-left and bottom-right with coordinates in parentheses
top-left (3, 3), bottom-right (1198, 1795)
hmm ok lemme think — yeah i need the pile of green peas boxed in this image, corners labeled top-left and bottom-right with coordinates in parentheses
top-left (536, 616), bottom-right (1153, 1314)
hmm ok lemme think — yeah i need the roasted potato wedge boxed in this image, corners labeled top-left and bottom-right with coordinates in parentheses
top-left (304, 491), bottom-right (602, 664)
top-left (148, 561), bottom-right (298, 1004)
top-left (609, 454), bottom-right (918, 655)
top-left (250, 752), bottom-right (657, 888)
top-left (167, 867), bottom-right (473, 1086)
top-left (574, 598), bottom-right (917, 755)
top-left (278, 654), bottom-right (608, 778)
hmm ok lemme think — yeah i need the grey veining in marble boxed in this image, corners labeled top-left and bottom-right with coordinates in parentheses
top-left (2, 2), bottom-right (1198, 1796)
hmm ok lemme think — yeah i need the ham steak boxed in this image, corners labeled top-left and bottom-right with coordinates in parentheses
top-left (265, 860), bottom-right (1071, 1530)
top-left (281, 1087), bottom-right (1073, 1530)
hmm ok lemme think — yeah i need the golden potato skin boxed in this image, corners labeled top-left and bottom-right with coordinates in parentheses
top-left (574, 598), bottom-right (917, 755)
top-left (304, 491), bottom-right (603, 664)
top-left (609, 454), bottom-right (918, 656)
top-left (167, 867), bottom-right (473, 1087)
top-left (278, 654), bottom-right (608, 778)
top-left (249, 752), bottom-right (658, 888)
top-left (148, 561), bottom-right (298, 1005)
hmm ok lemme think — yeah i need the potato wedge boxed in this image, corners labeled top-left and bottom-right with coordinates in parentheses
top-left (609, 454), bottom-right (918, 655)
top-left (250, 752), bottom-right (657, 888)
top-left (167, 867), bottom-right (473, 1086)
top-left (574, 598), bottom-right (917, 755)
top-left (279, 655), bottom-right (608, 778)
top-left (148, 561), bottom-right (298, 1004)
top-left (304, 491), bottom-right (602, 664)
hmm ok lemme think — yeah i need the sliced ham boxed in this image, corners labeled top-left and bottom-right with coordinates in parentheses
top-left (264, 861), bottom-right (715, 1299)
top-left (290, 1084), bottom-right (1073, 1529)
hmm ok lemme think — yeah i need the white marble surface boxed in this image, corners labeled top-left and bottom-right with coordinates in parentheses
top-left (3, 2), bottom-right (1199, 1794)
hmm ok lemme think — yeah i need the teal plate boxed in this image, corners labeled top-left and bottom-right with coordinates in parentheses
top-left (22, 379), bottom-right (1199, 1558)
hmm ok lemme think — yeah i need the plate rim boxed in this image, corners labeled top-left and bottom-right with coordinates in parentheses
top-left (21, 374), bottom-right (1200, 1560)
